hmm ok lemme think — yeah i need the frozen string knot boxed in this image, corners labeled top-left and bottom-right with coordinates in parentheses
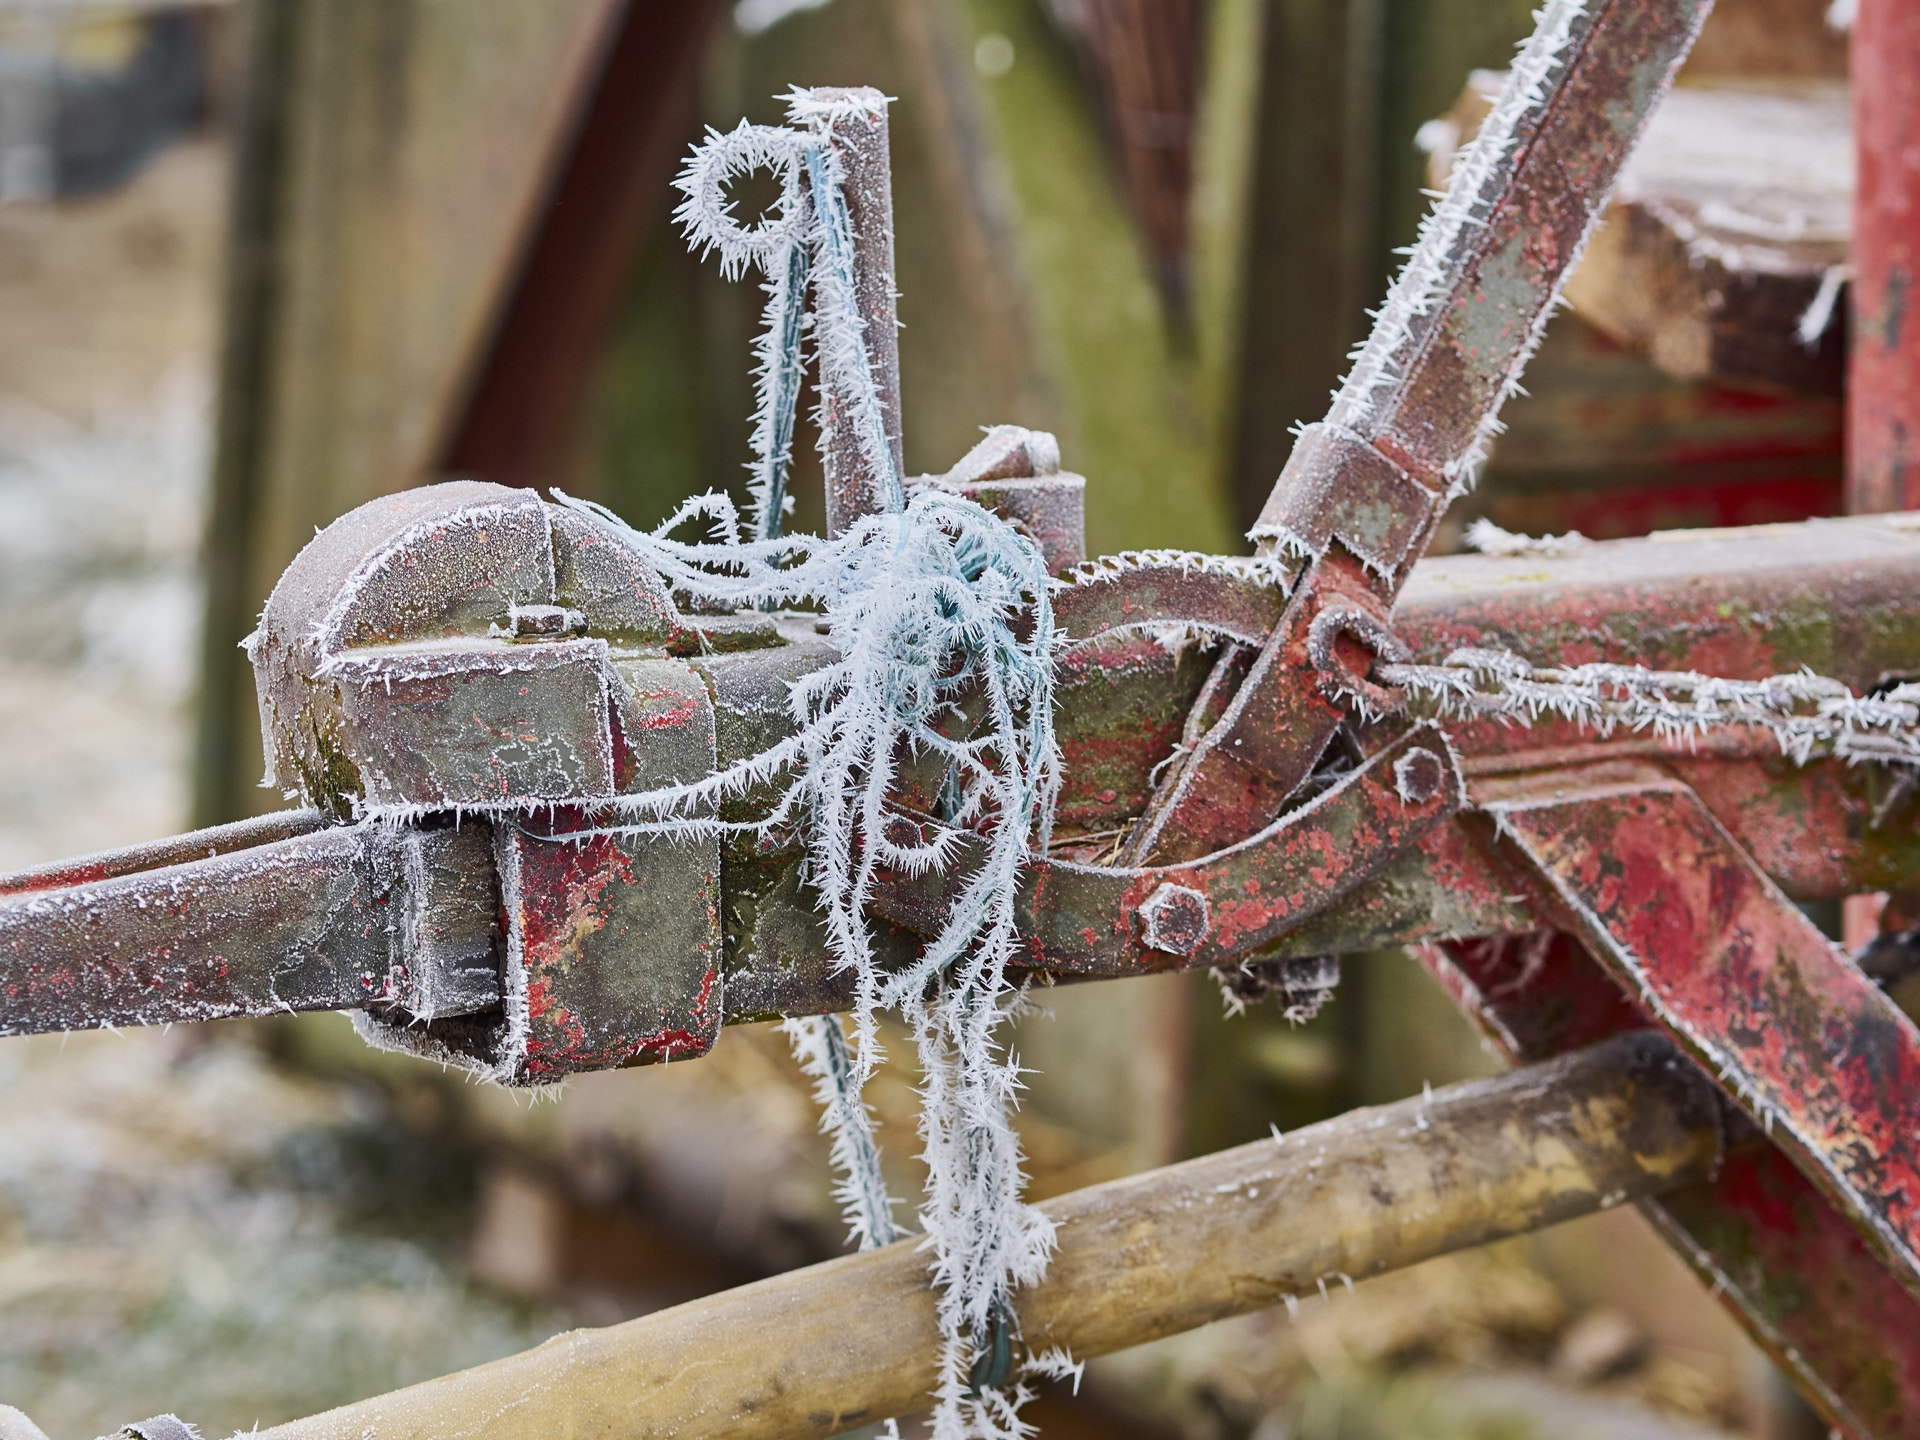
top-left (674, 90), bottom-right (901, 543)
top-left (665, 87), bottom-right (1069, 1437)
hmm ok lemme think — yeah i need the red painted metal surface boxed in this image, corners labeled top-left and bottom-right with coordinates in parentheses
top-left (870, 724), bottom-right (1462, 976)
top-left (813, 90), bottom-right (906, 539)
top-left (7, 4), bottom-right (1920, 1424)
top-left (1424, 929), bottom-right (1920, 1439)
top-left (1651, 1148), bottom-right (1920, 1438)
top-left (1847, 0), bottom-right (1920, 514)
top-left (0, 827), bottom-right (402, 1033)
top-left (1485, 773), bottom-right (1920, 1298)
top-left (14, 513), bottom-right (1920, 1035)
top-left (504, 810), bottom-right (722, 1079)
top-left (1126, 553), bottom-right (1390, 864)
top-left (1135, 0), bottom-right (1717, 863)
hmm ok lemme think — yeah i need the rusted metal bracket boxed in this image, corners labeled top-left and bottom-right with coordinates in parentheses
top-left (10, 503), bottom-right (1920, 1045)
top-left (1422, 918), bottom-right (1920, 1438)
top-left (871, 723), bottom-right (1461, 975)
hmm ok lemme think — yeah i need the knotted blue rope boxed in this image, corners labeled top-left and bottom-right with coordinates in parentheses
top-left (654, 91), bottom-right (1063, 1440)
top-left (673, 91), bottom-right (903, 541)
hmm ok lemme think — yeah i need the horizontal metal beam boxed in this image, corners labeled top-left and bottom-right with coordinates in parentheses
top-left (8, 513), bottom-right (1920, 1035)
top-left (0, 826), bottom-right (400, 1033)
top-left (0, 809), bottom-right (324, 898)
top-left (243, 1031), bottom-right (1723, 1440)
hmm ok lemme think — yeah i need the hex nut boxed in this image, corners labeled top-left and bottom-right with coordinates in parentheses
top-left (1393, 746), bottom-right (1445, 805)
top-left (1139, 882), bottom-right (1210, 956)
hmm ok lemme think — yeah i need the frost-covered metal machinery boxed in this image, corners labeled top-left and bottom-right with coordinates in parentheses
top-left (6, 0), bottom-right (1920, 1432)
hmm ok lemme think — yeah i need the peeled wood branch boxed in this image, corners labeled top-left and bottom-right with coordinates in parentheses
top-left (251, 1030), bottom-right (1725, 1440)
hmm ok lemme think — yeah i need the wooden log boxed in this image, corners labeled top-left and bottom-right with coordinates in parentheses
top-left (249, 1030), bottom-right (1724, 1440)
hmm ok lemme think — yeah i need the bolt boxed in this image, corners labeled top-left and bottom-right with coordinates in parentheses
top-left (883, 814), bottom-right (928, 851)
top-left (491, 604), bottom-right (584, 640)
top-left (1139, 882), bottom-right (1210, 956)
top-left (1393, 747), bottom-right (1445, 805)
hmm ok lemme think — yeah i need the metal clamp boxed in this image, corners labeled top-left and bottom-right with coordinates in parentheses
top-left (870, 724), bottom-right (1463, 976)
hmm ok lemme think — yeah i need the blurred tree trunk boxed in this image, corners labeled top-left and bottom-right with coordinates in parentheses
top-left (193, 0), bottom-right (672, 824)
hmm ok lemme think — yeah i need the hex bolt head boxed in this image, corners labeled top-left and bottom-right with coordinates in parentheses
top-left (1393, 746), bottom-right (1445, 805)
top-left (882, 814), bottom-right (928, 851)
top-left (491, 603), bottom-right (586, 640)
top-left (1139, 882), bottom-right (1210, 956)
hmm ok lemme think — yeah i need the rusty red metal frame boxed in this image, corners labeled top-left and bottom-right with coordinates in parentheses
top-left (5, 4), bottom-right (1920, 1432)
top-left (1847, 0), bottom-right (1920, 515)
top-left (1129, 0), bottom-right (1718, 863)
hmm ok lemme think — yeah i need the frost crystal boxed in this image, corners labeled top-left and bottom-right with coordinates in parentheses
top-left (1383, 648), bottom-right (1920, 771)
top-left (1317, 0), bottom-right (1616, 499)
top-left (557, 485), bottom-right (1062, 1438)
top-left (1462, 517), bottom-right (1589, 558)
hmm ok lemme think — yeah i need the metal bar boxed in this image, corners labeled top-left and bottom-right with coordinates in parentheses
top-left (1424, 932), bottom-right (1920, 1440)
top-left (869, 723), bottom-right (1461, 976)
top-left (243, 1032), bottom-right (1723, 1440)
top-left (0, 826), bottom-right (399, 1033)
top-left (1132, 0), bottom-right (1717, 862)
top-left (0, 809), bottom-right (324, 898)
top-left (1649, 1147), bottom-right (1920, 1440)
top-left (808, 86), bottom-right (905, 538)
top-left (4, 515), bottom-right (1917, 1038)
top-left (1485, 774), bottom-right (1920, 1301)
top-left (1846, 0), bottom-right (1920, 514)
top-left (1300, 0), bottom-right (1717, 524)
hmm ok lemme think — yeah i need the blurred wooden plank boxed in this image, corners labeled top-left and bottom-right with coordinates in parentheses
top-left (249, 1034), bottom-right (1727, 1440)
top-left (1043, 0), bottom-right (1208, 315)
top-left (1429, 74), bottom-right (1850, 396)
top-left (195, 0), bottom-right (636, 823)
top-left (441, 0), bottom-right (724, 492)
top-left (1681, 0), bottom-right (1849, 78)
top-left (1227, 0), bottom-right (1383, 533)
top-left (1442, 312), bottom-right (1842, 543)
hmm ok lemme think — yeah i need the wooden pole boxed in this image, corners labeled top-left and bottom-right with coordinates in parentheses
top-left (248, 1031), bottom-right (1723, 1440)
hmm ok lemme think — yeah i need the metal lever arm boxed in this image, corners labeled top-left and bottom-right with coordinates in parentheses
top-left (0, 818), bottom-right (497, 1035)
top-left (1130, 0), bottom-right (1718, 864)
